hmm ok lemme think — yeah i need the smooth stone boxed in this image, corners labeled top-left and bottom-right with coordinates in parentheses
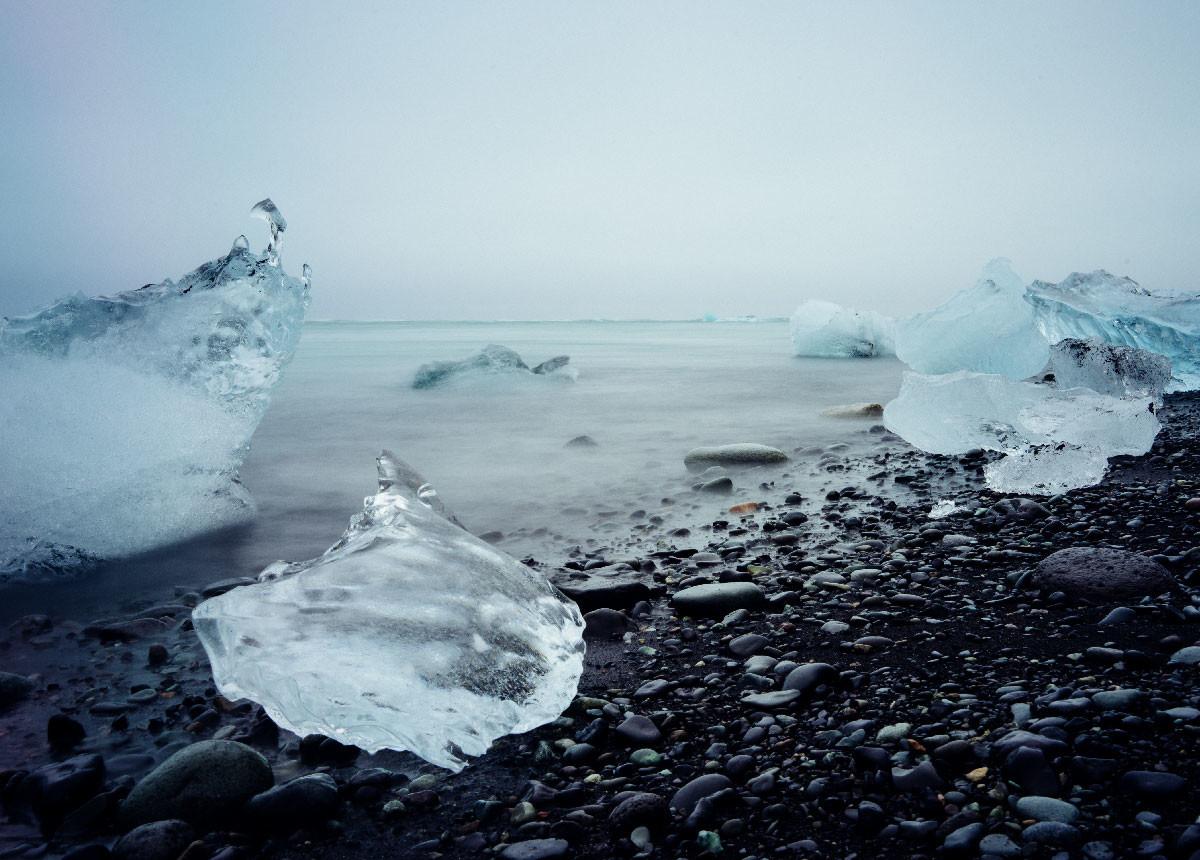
top-left (120, 740), bottom-right (273, 828)
top-left (699, 477), bottom-right (734, 494)
top-left (1168, 646), bottom-right (1200, 665)
top-left (1118, 770), bottom-right (1186, 800)
top-left (672, 583), bottom-right (765, 617)
top-left (978, 833), bottom-right (1021, 858)
top-left (615, 715), bottom-right (662, 745)
top-left (781, 662), bottom-right (839, 694)
top-left (1022, 821), bottom-right (1081, 847)
top-left (582, 608), bottom-right (635, 640)
top-left (1015, 795), bottom-right (1079, 823)
top-left (1091, 689), bottom-right (1143, 711)
top-left (728, 633), bottom-right (769, 657)
top-left (608, 792), bottom-right (667, 831)
top-left (684, 444), bottom-right (789, 471)
top-left (669, 774), bottom-right (732, 815)
top-left (740, 690), bottom-right (800, 708)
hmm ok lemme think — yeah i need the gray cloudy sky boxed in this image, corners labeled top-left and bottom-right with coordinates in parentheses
top-left (1, 1), bottom-right (1197, 321)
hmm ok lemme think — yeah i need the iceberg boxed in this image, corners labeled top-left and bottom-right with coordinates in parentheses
top-left (412, 344), bottom-right (574, 389)
top-left (790, 300), bottom-right (895, 358)
top-left (883, 369), bottom-right (1160, 494)
top-left (1027, 270), bottom-right (1200, 391)
top-left (0, 200), bottom-right (309, 579)
top-left (192, 451), bottom-right (586, 772)
top-left (895, 259), bottom-right (1049, 379)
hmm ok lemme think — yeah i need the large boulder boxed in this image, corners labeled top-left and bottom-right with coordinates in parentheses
top-left (1033, 548), bottom-right (1174, 600)
top-left (672, 583), bottom-right (766, 617)
top-left (120, 740), bottom-right (273, 829)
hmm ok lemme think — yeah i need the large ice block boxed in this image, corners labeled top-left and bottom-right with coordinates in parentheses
top-left (894, 259), bottom-right (1049, 379)
top-left (1027, 270), bottom-right (1200, 391)
top-left (790, 300), bottom-right (895, 358)
top-left (0, 200), bottom-right (309, 579)
top-left (192, 451), bottom-right (586, 772)
top-left (413, 344), bottom-right (574, 389)
top-left (883, 370), bottom-right (1159, 494)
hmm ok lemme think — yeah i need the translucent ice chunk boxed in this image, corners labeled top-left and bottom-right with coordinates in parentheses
top-left (192, 451), bottom-right (585, 771)
top-left (790, 300), bottom-right (896, 358)
top-left (251, 198), bottom-right (287, 266)
top-left (0, 202), bottom-right (309, 579)
top-left (895, 259), bottom-right (1049, 379)
top-left (1027, 270), bottom-right (1200, 391)
top-left (412, 344), bottom-right (574, 389)
top-left (883, 370), bottom-right (1159, 494)
top-left (1044, 338), bottom-right (1172, 400)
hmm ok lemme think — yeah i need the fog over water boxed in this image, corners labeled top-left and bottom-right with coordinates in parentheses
top-left (2, 1), bottom-right (1198, 321)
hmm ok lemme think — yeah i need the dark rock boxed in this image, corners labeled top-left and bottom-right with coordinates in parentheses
top-left (672, 583), bottom-right (765, 617)
top-left (243, 773), bottom-right (339, 833)
top-left (565, 435), bottom-right (598, 448)
top-left (1118, 770), bottom-right (1186, 800)
top-left (22, 753), bottom-right (107, 830)
top-left (781, 662), bottom-right (839, 694)
top-left (48, 714), bottom-right (87, 751)
top-left (0, 672), bottom-right (33, 708)
top-left (554, 567), bottom-right (653, 612)
top-left (728, 634), bottom-right (768, 656)
top-left (1034, 548), bottom-right (1174, 600)
top-left (608, 792), bottom-right (667, 832)
top-left (670, 774), bottom-right (732, 815)
top-left (112, 820), bottom-right (195, 860)
top-left (582, 608), bottom-right (634, 640)
top-left (120, 740), bottom-right (273, 829)
top-left (615, 715), bottom-right (662, 745)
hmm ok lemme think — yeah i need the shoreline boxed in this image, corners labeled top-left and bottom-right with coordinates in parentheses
top-left (1, 393), bottom-right (1197, 858)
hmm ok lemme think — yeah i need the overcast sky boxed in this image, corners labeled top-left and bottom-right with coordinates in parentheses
top-left (1, 1), bottom-right (1197, 321)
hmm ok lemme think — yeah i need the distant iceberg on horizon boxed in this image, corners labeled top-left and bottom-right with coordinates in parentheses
top-left (0, 200), bottom-right (310, 580)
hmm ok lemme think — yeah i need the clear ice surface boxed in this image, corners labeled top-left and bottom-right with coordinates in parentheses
top-left (412, 344), bottom-right (575, 389)
top-left (1027, 270), bottom-right (1200, 392)
top-left (1044, 338), bottom-right (1172, 401)
top-left (895, 259), bottom-right (1049, 379)
top-left (0, 202), bottom-right (309, 579)
top-left (789, 300), bottom-right (896, 358)
top-left (192, 451), bottom-right (585, 772)
top-left (250, 198), bottom-right (287, 266)
top-left (883, 369), bottom-right (1160, 494)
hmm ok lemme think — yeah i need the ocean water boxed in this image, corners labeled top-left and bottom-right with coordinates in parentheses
top-left (0, 320), bottom-right (904, 621)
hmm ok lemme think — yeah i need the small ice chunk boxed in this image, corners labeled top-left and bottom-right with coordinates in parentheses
top-left (883, 370), bottom-right (1159, 494)
top-left (895, 259), bottom-right (1049, 379)
top-left (413, 345), bottom-right (574, 389)
top-left (790, 299), bottom-right (895, 358)
top-left (192, 451), bottom-right (585, 772)
top-left (1044, 338), bottom-right (1172, 400)
top-left (251, 198), bottom-right (287, 265)
top-left (1028, 270), bottom-right (1200, 391)
top-left (928, 499), bottom-right (960, 519)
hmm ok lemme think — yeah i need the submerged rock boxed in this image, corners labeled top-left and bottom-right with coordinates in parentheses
top-left (821, 402), bottom-right (884, 419)
top-left (412, 345), bottom-right (572, 389)
top-left (193, 451), bottom-right (585, 772)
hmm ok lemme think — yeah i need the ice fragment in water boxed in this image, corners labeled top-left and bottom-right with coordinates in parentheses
top-left (301, 263), bottom-right (312, 289)
top-left (251, 198), bottom-right (287, 265)
top-left (883, 369), bottom-right (1159, 494)
top-left (192, 451), bottom-right (585, 772)
top-left (1027, 270), bottom-right (1200, 391)
top-left (0, 201), bottom-right (309, 579)
top-left (790, 300), bottom-right (895, 358)
top-left (412, 344), bottom-right (574, 389)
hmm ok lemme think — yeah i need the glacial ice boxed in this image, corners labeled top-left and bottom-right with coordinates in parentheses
top-left (1044, 338), bottom-right (1172, 401)
top-left (883, 369), bottom-right (1160, 494)
top-left (1027, 270), bottom-right (1200, 391)
top-left (895, 259), bottom-right (1049, 379)
top-left (790, 300), bottom-right (895, 358)
top-left (0, 200), bottom-right (309, 579)
top-left (192, 451), bottom-right (585, 772)
top-left (412, 344), bottom-right (574, 389)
